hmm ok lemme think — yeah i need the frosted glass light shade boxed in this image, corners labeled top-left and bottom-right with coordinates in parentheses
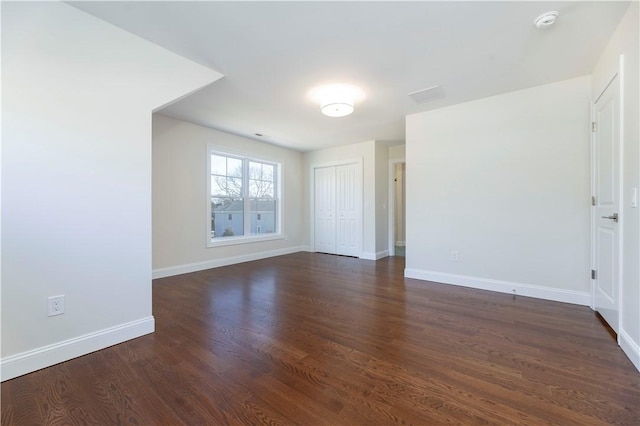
top-left (534, 11), bottom-right (558, 28)
top-left (309, 83), bottom-right (364, 118)
top-left (321, 102), bottom-right (354, 117)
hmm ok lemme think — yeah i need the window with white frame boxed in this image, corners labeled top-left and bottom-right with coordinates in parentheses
top-left (208, 149), bottom-right (280, 244)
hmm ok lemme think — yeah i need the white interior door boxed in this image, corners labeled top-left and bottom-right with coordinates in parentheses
top-left (593, 73), bottom-right (620, 333)
top-left (314, 166), bottom-right (336, 254)
top-left (335, 163), bottom-right (360, 256)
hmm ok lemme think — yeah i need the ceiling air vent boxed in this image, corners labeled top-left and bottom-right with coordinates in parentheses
top-left (408, 85), bottom-right (445, 104)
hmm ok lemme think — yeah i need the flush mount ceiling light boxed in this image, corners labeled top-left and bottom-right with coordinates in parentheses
top-left (323, 101), bottom-right (353, 117)
top-left (308, 84), bottom-right (365, 117)
top-left (534, 11), bottom-right (558, 29)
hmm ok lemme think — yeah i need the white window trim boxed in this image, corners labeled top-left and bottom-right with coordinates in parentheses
top-left (206, 146), bottom-right (283, 248)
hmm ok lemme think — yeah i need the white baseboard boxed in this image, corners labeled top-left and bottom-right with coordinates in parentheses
top-left (619, 329), bottom-right (640, 372)
top-left (404, 268), bottom-right (590, 306)
top-left (1, 316), bottom-right (154, 382)
top-left (153, 246), bottom-right (308, 279)
top-left (360, 250), bottom-right (390, 260)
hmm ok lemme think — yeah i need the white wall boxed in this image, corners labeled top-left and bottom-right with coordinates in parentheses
top-left (152, 115), bottom-right (306, 277)
top-left (1, 2), bottom-right (221, 381)
top-left (592, 2), bottom-right (639, 370)
top-left (389, 144), bottom-right (406, 161)
top-left (405, 76), bottom-right (592, 305)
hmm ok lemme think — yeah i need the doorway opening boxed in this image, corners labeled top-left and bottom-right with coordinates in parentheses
top-left (389, 161), bottom-right (406, 257)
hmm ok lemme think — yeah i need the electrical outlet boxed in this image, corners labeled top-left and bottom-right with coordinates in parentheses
top-left (450, 250), bottom-right (458, 261)
top-left (48, 295), bottom-right (65, 317)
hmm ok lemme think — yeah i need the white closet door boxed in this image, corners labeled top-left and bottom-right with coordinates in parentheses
top-left (314, 166), bottom-right (336, 254)
top-left (335, 163), bottom-right (360, 256)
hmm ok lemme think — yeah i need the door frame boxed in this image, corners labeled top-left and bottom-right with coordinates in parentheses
top-left (388, 158), bottom-right (406, 256)
top-left (590, 54), bottom-right (625, 340)
top-left (309, 158), bottom-right (363, 256)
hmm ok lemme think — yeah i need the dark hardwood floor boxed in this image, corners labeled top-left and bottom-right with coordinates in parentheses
top-left (2, 253), bottom-right (639, 425)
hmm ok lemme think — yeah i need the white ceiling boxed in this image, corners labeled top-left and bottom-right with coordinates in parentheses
top-left (70, 1), bottom-right (630, 152)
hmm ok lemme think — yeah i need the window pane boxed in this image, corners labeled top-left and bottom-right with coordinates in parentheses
top-left (227, 177), bottom-right (242, 196)
top-left (250, 198), bottom-right (276, 235)
top-left (211, 175), bottom-right (241, 197)
top-left (249, 161), bottom-right (262, 177)
top-left (249, 161), bottom-right (275, 198)
top-left (249, 181), bottom-right (273, 197)
top-left (249, 180), bottom-right (273, 198)
top-left (211, 155), bottom-right (227, 175)
top-left (211, 197), bottom-right (244, 238)
top-left (211, 154), bottom-right (243, 197)
top-left (211, 176), bottom-right (224, 196)
top-left (262, 164), bottom-right (274, 180)
top-left (228, 157), bottom-right (243, 177)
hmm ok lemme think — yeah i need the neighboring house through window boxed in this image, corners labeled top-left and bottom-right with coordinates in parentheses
top-left (207, 148), bottom-right (281, 246)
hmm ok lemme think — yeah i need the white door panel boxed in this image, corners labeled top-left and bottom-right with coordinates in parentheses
top-left (314, 163), bottom-right (361, 257)
top-left (314, 167), bottom-right (336, 254)
top-left (597, 229), bottom-right (615, 300)
top-left (336, 163), bottom-right (360, 256)
top-left (593, 73), bottom-right (620, 333)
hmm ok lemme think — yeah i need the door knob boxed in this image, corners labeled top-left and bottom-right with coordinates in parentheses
top-left (601, 213), bottom-right (618, 222)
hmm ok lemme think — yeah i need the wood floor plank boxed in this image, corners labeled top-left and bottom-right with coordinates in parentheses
top-left (2, 253), bottom-right (639, 425)
top-left (0, 374), bottom-right (42, 425)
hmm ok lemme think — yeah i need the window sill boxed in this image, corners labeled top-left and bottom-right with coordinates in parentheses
top-left (207, 234), bottom-right (284, 248)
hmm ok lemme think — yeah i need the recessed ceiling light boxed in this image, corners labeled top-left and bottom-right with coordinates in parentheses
top-left (534, 11), bottom-right (558, 29)
top-left (308, 83), bottom-right (365, 118)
